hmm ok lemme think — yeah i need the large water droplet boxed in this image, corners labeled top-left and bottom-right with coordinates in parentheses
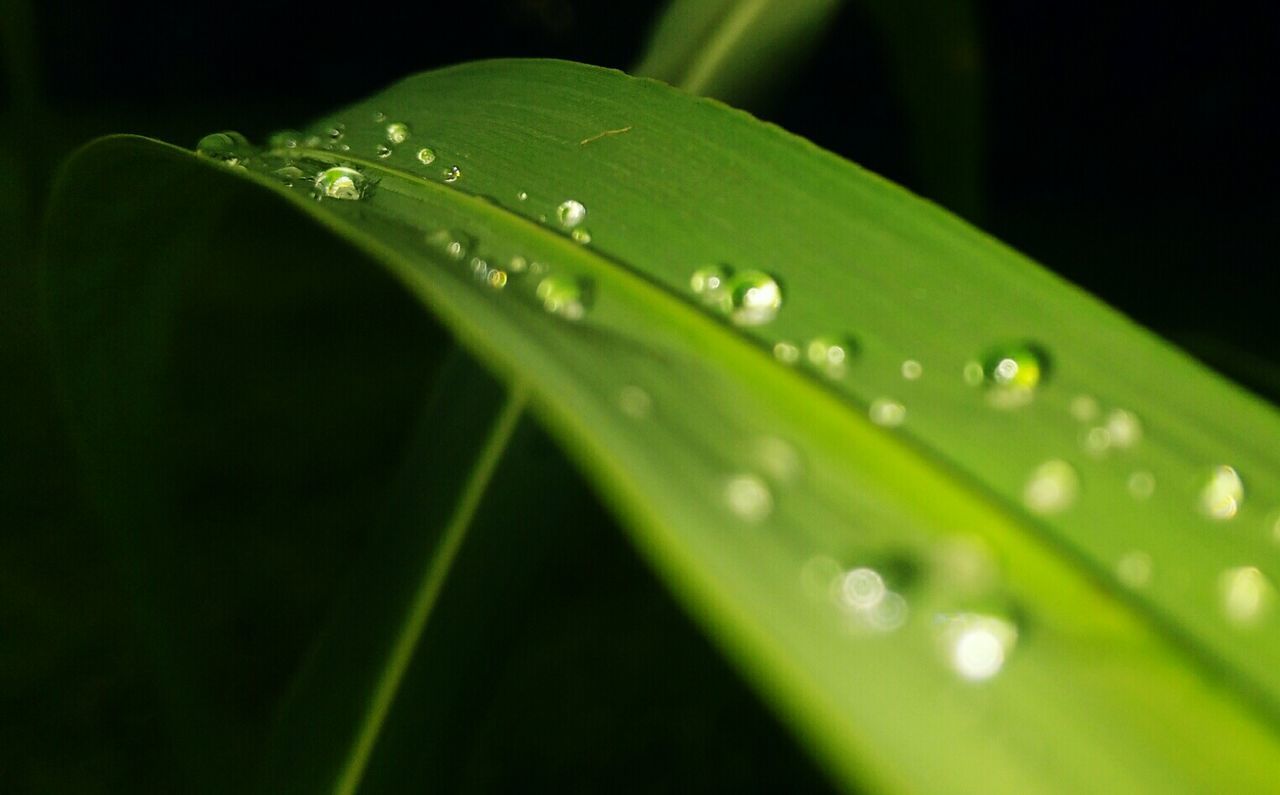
top-left (385, 121), bottom-right (410, 144)
top-left (313, 166), bottom-right (369, 201)
top-left (724, 473), bottom-right (773, 523)
top-left (1023, 459), bottom-right (1079, 514)
top-left (416, 147), bottom-right (437, 165)
top-left (727, 270), bottom-right (782, 326)
top-left (1200, 465), bottom-right (1244, 520)
top-left (806, 336), bottom-right (852, 379)
top-left (556, 199), bottom-right (587, 228)
top-left (978, 343), bottom-right (1048, 408)
top-left (869, 398), bottom-right (906, 427)
top-left (1220, 566), bottom-right (1273, 627)
top-left (939, 613), bottom-right (1018, 682)
top-left (195, 131), bottom-right (248, 162)
top-left (536, 274), bottom-right (588, 321)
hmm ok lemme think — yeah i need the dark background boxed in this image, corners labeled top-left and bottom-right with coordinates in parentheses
top-left (3, 0), bottom-right (1278, 791)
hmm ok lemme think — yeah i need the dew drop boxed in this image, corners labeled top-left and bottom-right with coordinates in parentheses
top-left (727, 270), bottom-right (783, 326)
top-left (1200, 465), bottom-right (1244, 520)
top-left (508, 255), bottom-right (529, 274)
top-left (724, 473), bottom-right (773, 523)
top-left (416, 147), bottom-right (437, 165)
top-left (1220, 566), bottom-right (1273, 627)
top-left (1127, 470), bottom-right (1156, 500)
top-left (1116, 550), bottom-right (1153, 588)
top-left (869, 398), bottom-right (906, 427)
top-left (195, 131), bottom-right (248, 162)
top-left (690, 265), bottom-right (732, 312)
top-left (806, 336), bottom-right (851, 379)
top-left (271, 165), bottom-right (304, 187)
top-left (939, 613), bottom-right (1018, 682)
top-left (571, 227), bottom-right (592, 244)
top-left (901, 359), bottom-right (923, 380)
top-left (1105, 409), bottom-right (1142, 450)
top-left (1023, 459), bottom-right (1079, 514)
top-left (516, 190), bottom-right (529, 202)
top-left (839, 567), bottom-right (886, 610)
top-left (443, 165), bottom-right (461, 183)
top-left (313, 166), bottom-right (368, 201)
top-left (556, 199), bottom-right (587, 229)
top-left (617, 385), bottom-right (652, 419)
top-left (773, 341), bottom-right (801, 364)
top-left (326, 124), bottom-right (345, 141)
top-left (751, 436), bottom-right (803, 484)
top-left (1069, 394), bottom-right (1100, 422)
top-left (979, 342), bottom-right (1048, 408)
top-left (536, 274), bottom-right (588, 321)
top-left (385, 121), bottom-right (410, 144)
top-left (375, 144), bottom-right (392, 159)
top-left (266, 129), bottom-right (302, 150)
top-left (962, 361), bottom-right (984, 386)
top-left (426, 228), bottom-right (473, 261)
top-left (372, 110), bottom-right (387, 123)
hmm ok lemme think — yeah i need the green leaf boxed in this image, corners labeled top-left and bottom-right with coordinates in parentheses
top-left (44, 59), bottom-right (1280, 792)
top-left (635, 0), bottom-right (843, 105)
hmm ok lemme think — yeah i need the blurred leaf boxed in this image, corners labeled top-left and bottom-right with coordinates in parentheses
top-left (635, 0), bottom-right (843, 106)
top-left (45, 60), bottom-right (1280, 792)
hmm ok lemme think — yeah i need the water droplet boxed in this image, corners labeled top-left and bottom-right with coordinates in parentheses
top-left (832, 566), bottom-right (909, 632)
top-left (869, 398), bottom-right (906, 427)
top-left (571, 227), bottom-right (592, 244)
top-left (939, 613), bottom-right (1018, 682)
top-left (271, 165), bottom-right (304, 186)
top-left (266, 129), bottom-right (302, 150)
top-left (690, 265), bottom-right (732, 312)
top-left (1070, 394), bottom-right (1100, 422)
top-left (385, 121), bottom-right (410, 144)
top-left (1023, 459), bottom-right (1079, 514)
top-left (980, 342), bottom-right (1048, 408)
top-left (1220, 566), bottom-right (1273, 626)
top-left (1117, 550), bottom-right (1153, 588)
top-left (724, 473), bottom-right (773, 523)
top-left (901, 359), bottom-right (923, 380)
top-left (556, 199), bottom-right (587, 228)
top-left (617, 385), bottom-right (652, 419)
top-left (1081, 425), bottom-right (1113, 457)
top-left (372, 110), bottom-right (387, 123)
top-left (313, 166), bottom-right (369, 201)
top-left (1200, 465), bottom-right (1244, 520)
top-left (1127, 470), bottom-right (1156, 500)
top-left (375, 144), bottom-right (392, 159)
top-left (751, 436), bottom-right (803, 484)
top-left (443, 165), bottom-right (461, 183)
top-left (508, 255), bottom-right (529, 274)
top-left (727, 270), bottom-right (783, 326)
top-left (536, 274), bottom-right (588, 321)
top-left (326, 124), bottom-right (345, 141)
top-left (962, 361), bottom-right (984, 386)
top-left (517, 190), bottom-right (529, 201)
top-left (839, 567), bottom-right (887, 610)
top-left (773, 341), bottom-right (800, 364)
top-left (195, 131), bottom-right (248, 162)
top-left (806, 336), bottom-right (851, 379)
top-left (416, 147), bottom-right (437, 165)
top-left (426, 228), bottom-right (473, 261)
top-left (1105, 409), bottom-right (1142, 450)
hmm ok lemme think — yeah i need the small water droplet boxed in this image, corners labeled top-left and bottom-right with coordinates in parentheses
top-left (195, 131), bottom-right (248, 162)
top-left (372, 110), bottom-right (387, 123)
top-left (979, 342), bottom-right (1048, 408)
top-left (271, 165), bottom-right (304, 186)
top-left (751, 436), bottom-right (803, 484)
top-left (1023, 459), bottom-right (1079, 514)
top-left (416, 147), bottom-right (436, 165)
top-left (617, 385), bottom-right (652, 419)
top-left (1117, 550), bottom-right (1153, 588)
top-left (385, 121), bottom-right (410, 144)
top-left (313, 166), bottom-right (369, 201)
top-left (443, 165), bottom-right (461, 183)
top-left (1081, 425), bottom-right (1113, 457)
top-left (1127, 470), bottom-right (1156, 500)
top-left (516, 190), bottom-right (529, 202)
top-left (266, 129), bottom-right (302, 150)
top-left (1105, 409), bottom-right (1142, 449)
top-left (536, 274), bottom-right (588, 321)
top-left (773, 341), bottom-right (800, 364)
top-left (807, 336), bottom-right (851, 379)
top-left (487, 269), bottom-right (508, 289)
top-left (426, 228), bottom-right (473, 261)
top-left (375, 144), bottom-right (392, 159)
top-left (1069, 394), bottom-right (1100, 422)
top-left (727, 270), bottom-right (783, 327)
top-left (327, 124), bottom-right (345, 141)
top-left (839, 567), bottom-right (887, 610)
top-left (690, 265), bottom-right (732, 312)
top-left (901, 359), bottom-right (923, 380)
top-left (869, 398), bottom-right (906, 427)
top-left (962, 361), bottom-right (984, 386)
top-left (1220, 566), bottom-right (1273, 626)
top-left (508, 255), bottom-right (528, 274)
top-left (556, 199), bottom-right (587, 228)
top-left (939, 613), bottom-right (1018, 682)
top-left (724, 473), bottom-right (773, 523)
top-left (1200, 465), bottom-right (1244, 520)
top-left (571, 227), bottom-right (592, 244)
